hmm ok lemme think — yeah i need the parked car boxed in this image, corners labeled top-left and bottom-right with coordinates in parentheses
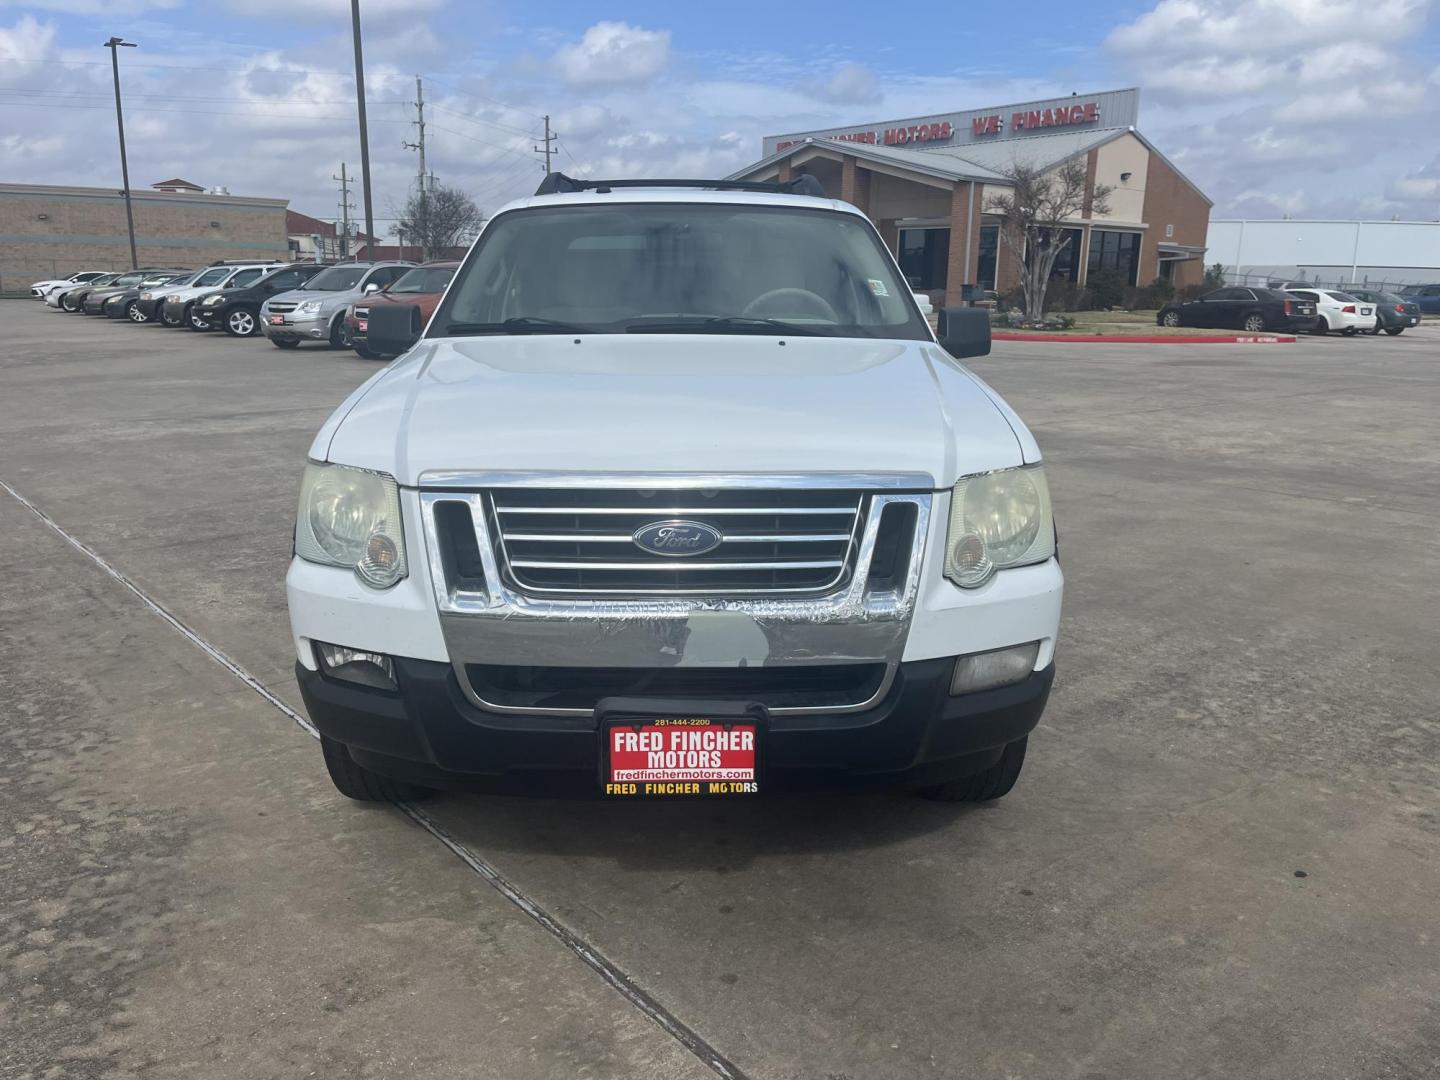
top-left (1283, 288), bottom-right (1377, 335)
top-left (187, 263), bottom-right (333, 337)
top-left (288, 174), bottom-right (1059, 806)
top-left (60, 269), bottom-right (174, 313)
top-left (48, 272), bottom-right (119, 307)
top-left (29, 270), bottom-right (109, 300)
top-left (346, 261), bottom-right (459, 358)
top-left (1156, 287), bottom-right (1318, 332)
top-left (260, 262), bottom-right (414, 348)
top-left (1398, 283), bottom-right (1440, 315)
top-left (84, 270), bottom-right (188, 315)
top-left (1347, 289), bottom-right (1421, 336)
top-left (158, 263), bottom-right (286, 329)
top-left (101, 271), bottom-right (194, 321)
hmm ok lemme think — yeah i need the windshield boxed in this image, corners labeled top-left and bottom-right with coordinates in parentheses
top-left (194, 267), bottom-right (230, 287)
top-left (113, 272), bottom-right (148, 286)
top-left (432, 203), bottom-right (928, 339)
top-left (388, 266), bottom-right (455, 294)
top-left (303, 266), bottom-right (368, 291)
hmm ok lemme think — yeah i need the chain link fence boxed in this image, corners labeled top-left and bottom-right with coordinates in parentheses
top-left (1221, 269), bottom-right (1421, 294)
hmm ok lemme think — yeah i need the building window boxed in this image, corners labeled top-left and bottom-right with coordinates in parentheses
top-left (977, 225), bottom-right (999, 290)
top-left (1029, 226), bottom-right (1082, 282)
top-left (898, 228), bottom-right (950, 291)
top-left (1087, 229), bottom-right (1141, 285)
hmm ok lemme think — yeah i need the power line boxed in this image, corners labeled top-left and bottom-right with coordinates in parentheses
top-left (0, 96), bottom-right (417, 123)
top-left (428, 102), bottom-right (537, 138)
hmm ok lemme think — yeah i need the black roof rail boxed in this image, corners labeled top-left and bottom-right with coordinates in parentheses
top-left (534, 172), bottom-right (827, 199)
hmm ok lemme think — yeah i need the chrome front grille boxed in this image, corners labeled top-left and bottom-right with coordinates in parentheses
top-left (267, 301), bottom-right (298, 314)
top-left (483, 487), bottom-right (865, 596)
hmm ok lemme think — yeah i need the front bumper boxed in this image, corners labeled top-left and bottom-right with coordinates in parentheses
top-left (297, 655), bottom-right (1054, 796)
top-left (135, 296), bottom-right (166, 321)
top-left (262, 312), bottom-right (330, 342)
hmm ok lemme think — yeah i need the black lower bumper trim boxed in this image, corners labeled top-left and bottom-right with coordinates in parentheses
top-left (298, 655), bottom-right (1053, 797)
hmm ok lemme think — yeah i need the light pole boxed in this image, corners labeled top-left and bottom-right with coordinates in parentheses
top-left (349, 0), bottom-right (376, 258)
top-left (104, 36), bottom-right (139, 270)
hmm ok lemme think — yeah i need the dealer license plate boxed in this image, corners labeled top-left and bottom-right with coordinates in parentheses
top-left (268, 314), bottom-right (285, 325)
top-left (604, 718), bottom-right (759, 797)
top-left (1361, 307), bottom-right (1372, 315)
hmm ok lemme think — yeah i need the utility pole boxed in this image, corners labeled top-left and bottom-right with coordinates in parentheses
top-left (533, 115), bottom-right (556, 174)
top-left (332, 163), bottom-right (354, 259)
top-left (402, 75), bottom-right (428, 259)
top-left (349, 0), bottom-right (375, 259)
top-left (104, 37), bottom-right (139, 270)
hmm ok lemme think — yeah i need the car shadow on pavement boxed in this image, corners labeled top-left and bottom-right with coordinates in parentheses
top-left (416, 789), bottom-right (997, 872)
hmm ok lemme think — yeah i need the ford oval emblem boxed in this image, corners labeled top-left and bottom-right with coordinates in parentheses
top-left (632, 520), bottom-right (723, 557)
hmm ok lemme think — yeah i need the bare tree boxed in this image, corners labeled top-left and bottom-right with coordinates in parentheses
top-left (985, 159), bottom-right (1111, 322)
top-left (395, 184), bottom-right (484, 260)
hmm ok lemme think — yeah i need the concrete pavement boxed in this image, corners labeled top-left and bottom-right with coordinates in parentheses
top-left (2, 301), bottom-right (1437, 1078)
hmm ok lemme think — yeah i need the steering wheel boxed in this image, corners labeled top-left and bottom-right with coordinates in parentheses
top-left (742, 288), bottom-right (840, 323)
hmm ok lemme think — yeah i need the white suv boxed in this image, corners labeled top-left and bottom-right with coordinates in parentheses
top-left (286, 176), bottom-right (1063, 805)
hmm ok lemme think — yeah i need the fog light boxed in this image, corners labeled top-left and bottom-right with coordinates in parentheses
top-left (316, 642), bottom-right (396, 690)
top-left (950, 642), bottom-right (1040, 696)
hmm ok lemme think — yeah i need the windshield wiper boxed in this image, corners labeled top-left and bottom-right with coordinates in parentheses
top-left (445, 316), bottom-right (589, 336)
top-left (624, 316), bottom-right (820, 336)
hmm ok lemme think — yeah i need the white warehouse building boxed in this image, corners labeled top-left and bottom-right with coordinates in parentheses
top-left (1206, 219), bottom-right (1440, 288)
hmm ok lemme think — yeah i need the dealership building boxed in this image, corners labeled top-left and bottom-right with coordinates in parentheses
top-left (0, 180), bottom-right (289, 294)
top-left (729, 88), bottom-right (1212, 307)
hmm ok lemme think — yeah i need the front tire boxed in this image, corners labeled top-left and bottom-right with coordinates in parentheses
top-left (329, 316), bottom-right (353, 350)
top-left (223, 307), bottom-right (259, 337)
top-left (918, 737), bottom-right (1028, 802)
top-left (61, 294), bottom-right (81, 312)
top-left (1160, 310), bottom-right (1181, 328)
top-left (1242, 312), bottom-right (1266, 332)
top-left (187, 304), bottom-right (213, 331)
top-left (320, 735), bottom-right (435, 802)
top-left (354, 346), bottom-right (385, 360)
top-left (271, 338), bottom-right (300, 349)
top-left (126, 300), bottom-right (147, 323)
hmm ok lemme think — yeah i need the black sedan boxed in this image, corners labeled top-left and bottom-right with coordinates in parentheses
top-left (1347, 289), bottom-right (1421, 336)
top-left (1156, 287), bottom-right (1318, 333)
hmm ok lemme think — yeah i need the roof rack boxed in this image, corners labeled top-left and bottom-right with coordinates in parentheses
top-left (534, 172), bottom-right (827, 199)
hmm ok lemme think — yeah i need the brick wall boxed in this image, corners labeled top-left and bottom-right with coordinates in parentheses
top-left (0, 184), bottom-right (289, 293)
top-left (1140, 155), bottom-right (1212, 288)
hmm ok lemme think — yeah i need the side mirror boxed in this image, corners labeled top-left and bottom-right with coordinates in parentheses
top-left (366, 302), bottom-right (422, 356)
top-left (363, 282), bottom-right (381, 294)
top-left (937, 306), bottom-right (991, 360)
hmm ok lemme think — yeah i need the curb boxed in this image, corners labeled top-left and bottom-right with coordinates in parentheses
top-left (992, 332), bottom-right (1297, 344)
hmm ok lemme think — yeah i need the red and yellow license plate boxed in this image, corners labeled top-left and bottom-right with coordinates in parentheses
top-left (604, 719), bottom-right (758, 796)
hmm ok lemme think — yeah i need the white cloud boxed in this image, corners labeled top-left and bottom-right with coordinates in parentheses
top-left (222, 0), bottom-right (443, 19)
top-left (0, 0), bottom-right (180, 14)
top-left (552, 21), bottom-right (669, 87)
top-left (808, 62), bottom-right (882, 105)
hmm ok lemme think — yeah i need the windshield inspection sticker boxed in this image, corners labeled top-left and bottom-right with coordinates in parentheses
top-left (868, 278), bottom-right (890, 297)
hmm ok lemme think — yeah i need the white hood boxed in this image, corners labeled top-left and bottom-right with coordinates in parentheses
top-left (317, 335), bottom-right (1031, 488)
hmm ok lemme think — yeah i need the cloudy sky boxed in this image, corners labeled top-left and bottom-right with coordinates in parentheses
top-left (2, 0), bottom-right (1438, 234)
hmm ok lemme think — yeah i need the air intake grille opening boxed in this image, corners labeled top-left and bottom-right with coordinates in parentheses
top-left (465, 663), bottom-right (889, 712)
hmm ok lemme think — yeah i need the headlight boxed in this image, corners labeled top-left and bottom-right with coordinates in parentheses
top-left (140, 292), bottom-right (153, 300)
top-left (202, 294), bottom-right (222, 306)
top-left (298, 299), bottom-right (322, 314)
top-left (944, 465), bottom-right (1054, 588)
top-left (294, 463), bottom-right (407, 588)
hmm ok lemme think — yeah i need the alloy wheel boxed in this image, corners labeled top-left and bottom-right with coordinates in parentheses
top-left (229, 310), bottom-right (256, 336)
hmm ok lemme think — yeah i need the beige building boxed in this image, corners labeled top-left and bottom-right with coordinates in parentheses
top-left (729, 89), bottom-right (1211, 309)
top-left (0, 180), bottom-right (289, 294)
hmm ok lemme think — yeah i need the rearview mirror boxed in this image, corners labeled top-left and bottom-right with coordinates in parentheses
top-left (937, 306), bottom-right (991, 360)
top-left (365, 302), bottom-right (422, 356)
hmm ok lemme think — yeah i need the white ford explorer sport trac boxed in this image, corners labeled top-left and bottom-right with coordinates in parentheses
top-left (286, 173), bottom-right (1063, 805)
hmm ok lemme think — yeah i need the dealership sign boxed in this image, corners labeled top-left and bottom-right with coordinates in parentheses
top-left (763, 88), bottom-right (1139, 157)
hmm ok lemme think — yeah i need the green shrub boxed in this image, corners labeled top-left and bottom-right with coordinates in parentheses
top-left (1088, 270), bottom-right (1126, 310)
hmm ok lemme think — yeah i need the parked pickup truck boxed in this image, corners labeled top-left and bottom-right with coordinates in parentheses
top-left (287, 174), bottom-right (1062, 805)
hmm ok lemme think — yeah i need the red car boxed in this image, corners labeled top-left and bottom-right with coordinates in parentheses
top-left (347, 261), bottom-right (459, 358)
